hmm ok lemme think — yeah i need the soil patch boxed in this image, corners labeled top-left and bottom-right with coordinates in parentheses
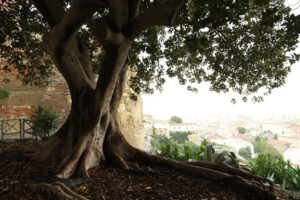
top-left (0, 140), bottom-right (297, 200)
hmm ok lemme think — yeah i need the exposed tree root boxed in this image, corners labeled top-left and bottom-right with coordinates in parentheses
top-left (30, 181), bottom-right (88, 200)
top-left (105, 137), bottom-right (276, 200)
top-left (186, 161), bottom-right (274, 187)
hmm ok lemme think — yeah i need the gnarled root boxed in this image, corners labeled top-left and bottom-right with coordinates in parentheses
top-left (30, 181), bottom-right (88, 200)
top-left (106, 136), bottom-right (276, 200)
top-left (187, 161), bottom-right (274, 187)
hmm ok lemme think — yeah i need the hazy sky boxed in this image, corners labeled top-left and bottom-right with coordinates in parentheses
top-left (142, 64), bottom-right (300, 120)
top-left (142, 2), bottom-right (300, 120)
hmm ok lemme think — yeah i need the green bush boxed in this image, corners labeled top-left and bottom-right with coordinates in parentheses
top-left (249, 153), bottom-right (300, 191)
top-left (238, 146), bottom-right (252, 160)
top-left (249, 153), bottom-right (288, 187)
top-left (31, 105), bottom-right (58, 137)
top-left (0, 87), bottom-right (10, 99)
top-left (237, 126), bottom-right (246, 134)
top-left (169, 131), bottom-right (191, 144)
top-left (170, 116), bottom-right (182, 123)
top-left (151, 136), bottom-right (214, 162)
top-left (285, 165), bottom-right (300, 191)
top-left (252, 138), bottom-right (280, 156)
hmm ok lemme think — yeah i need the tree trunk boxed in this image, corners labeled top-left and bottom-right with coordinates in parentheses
top-left (33, 46), bottom-right (131, 178)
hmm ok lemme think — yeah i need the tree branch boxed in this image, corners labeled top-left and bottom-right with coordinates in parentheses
top-left (87, 18), bottom-right (107, 47)
top-left (40, 1), bottom-right (105, 90)
top-left (93, 0), bottom-right (132, 113)
top-left (129, 0), bottom-right (186, 38)
top-left (128, 0), bottom-right (141, 19)
top-left (32, 0), bottom-right (65, 27)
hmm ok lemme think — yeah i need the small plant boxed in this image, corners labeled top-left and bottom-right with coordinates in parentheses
top-left (0, 87), bottom-right (10, 99)
top-left (200, 145), bottom-right (252, 173)
top-left (31, 105), bottom-right (58, 137)
top-left (285, 165), bottom-right (300, 191)
top-left (249, 153), bottom-right (290, 189)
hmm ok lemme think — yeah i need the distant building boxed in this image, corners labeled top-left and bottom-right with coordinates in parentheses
top-left (145, 119), bottom-right (202, 138)
top-left (153, 121), bottom-right (170, 137)
top-left (261, 122), bottom-right (292, 136)
top-left (211, 136), bottom-right (254, 156)
top-left (267, 138), bottom-right (291, 154)
top-left (283, 148), bottom-right (300, 166)
top-left (278, 135), bottom-right (300, 148)
top-left (169, 123), bottom-right (199, 133)
top-left (288, 125), bottom-right (300, 135)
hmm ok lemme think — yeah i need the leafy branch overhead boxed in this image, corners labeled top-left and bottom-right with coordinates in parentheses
top-left (1, 0), bottom-right (299, 100)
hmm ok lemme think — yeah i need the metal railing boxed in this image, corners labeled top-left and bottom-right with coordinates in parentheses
top-left (0, 119), bottom-right (33, 140)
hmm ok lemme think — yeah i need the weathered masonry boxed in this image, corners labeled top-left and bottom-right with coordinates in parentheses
top-left (0, 69), bottom-right (144, 149)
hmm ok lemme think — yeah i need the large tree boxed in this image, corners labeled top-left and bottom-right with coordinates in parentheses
top-left (1, 0), bottom-right (299, 199)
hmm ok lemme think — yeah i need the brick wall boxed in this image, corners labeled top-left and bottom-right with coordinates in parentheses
top-left (0, 68), bottom-right (144, 149)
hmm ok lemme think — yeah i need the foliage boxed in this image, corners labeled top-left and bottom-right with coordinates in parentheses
top-left (151, 136), bottom-right (210, 161)
top-left (169, 131), bottom-right (191, 144)
top-left (31, 105), bottom-right (58, 137)
top-left (200, 145), bottom-right (252, 173)
top-left (170, 116), bottom-right (182, 124)
top-left (252, 138), bottom-right (280, 156)
top-left (238, 146), bottom-right (252, 160)
top-left (0, 0), bottom-right (54, 86)
top-left (0, 87), bottom-right (10, 99)
top-left (151, 136), bottom-right (251, 172)
top-left (249, 153), bottom-right (287, 188)
top-left (1, 0), bottom-right (299, 102)
top-left (255, 136), bottom-right (261, 142)
top-left (237, 127), bottom-right (246, 134)
top-left (150, 134), bottom-right (171, 152)
top-left (249, 153), bottom-right (300, 191)
top-left (152, 125), bottom-right (156, 135)
top-left (285, 165), bottom-right (300, 191)
top-left (130, 0), bottom-right (300, 102)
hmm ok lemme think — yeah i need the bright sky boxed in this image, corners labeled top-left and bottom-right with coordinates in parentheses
top-left (142, 64), bottom-right (300, 120)
top-left (142, 2), bottom-right (300, 120)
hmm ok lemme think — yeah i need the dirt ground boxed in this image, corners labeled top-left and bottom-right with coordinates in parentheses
top-left (0, 140), bottom-right (298, 200)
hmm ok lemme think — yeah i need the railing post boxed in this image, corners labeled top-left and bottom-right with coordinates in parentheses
top-left (1, 120), bottom-right (3, 140)
top-left (20, 119), bottom-right (22, 138)
top-left (23, 119), bottom-right (25, 138)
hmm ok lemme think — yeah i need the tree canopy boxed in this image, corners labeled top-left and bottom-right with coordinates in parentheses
top-left (170, 115), bottom-right (183, 123)
top-left (237, 126), bottom-right (247, 134)
top-left (1, 0), bottom-right (299, 101)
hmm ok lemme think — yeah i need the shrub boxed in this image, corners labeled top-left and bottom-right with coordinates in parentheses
top-left (249, 153), bottom-right (289, 189)
top-left (238, 146), bottom-right (252, 160)
top-left (249, 153), bottom-right (300, 191)
top-left (0, 87), bottom-right (10, 99)
top-left (285, 165), bottom-right (300, 191)
top-left (170, 131), bottom-right (191, 144)
top-left (31, 105), bottom-right (58, 137)
top-left (237, 126), bottom-right (246, 134)
top-left (170, 116), bottom-right (182, 123)
top-left (252, 138), bottom-right (280, 156)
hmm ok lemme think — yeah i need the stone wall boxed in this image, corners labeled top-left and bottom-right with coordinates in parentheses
top-left (118, 71), bottom-right (144, 149)
top-left (0, 69), bottom-right (144, 149)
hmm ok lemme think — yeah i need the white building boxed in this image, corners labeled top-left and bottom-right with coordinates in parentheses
top-left (283, 148), bottom-right (300, 166)
top-left (169, 123), bottom-right (199, 133)
top-left (262, 123), bottom-right (293, 136)
top-left (211, 137), bottom-right (254, 156)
